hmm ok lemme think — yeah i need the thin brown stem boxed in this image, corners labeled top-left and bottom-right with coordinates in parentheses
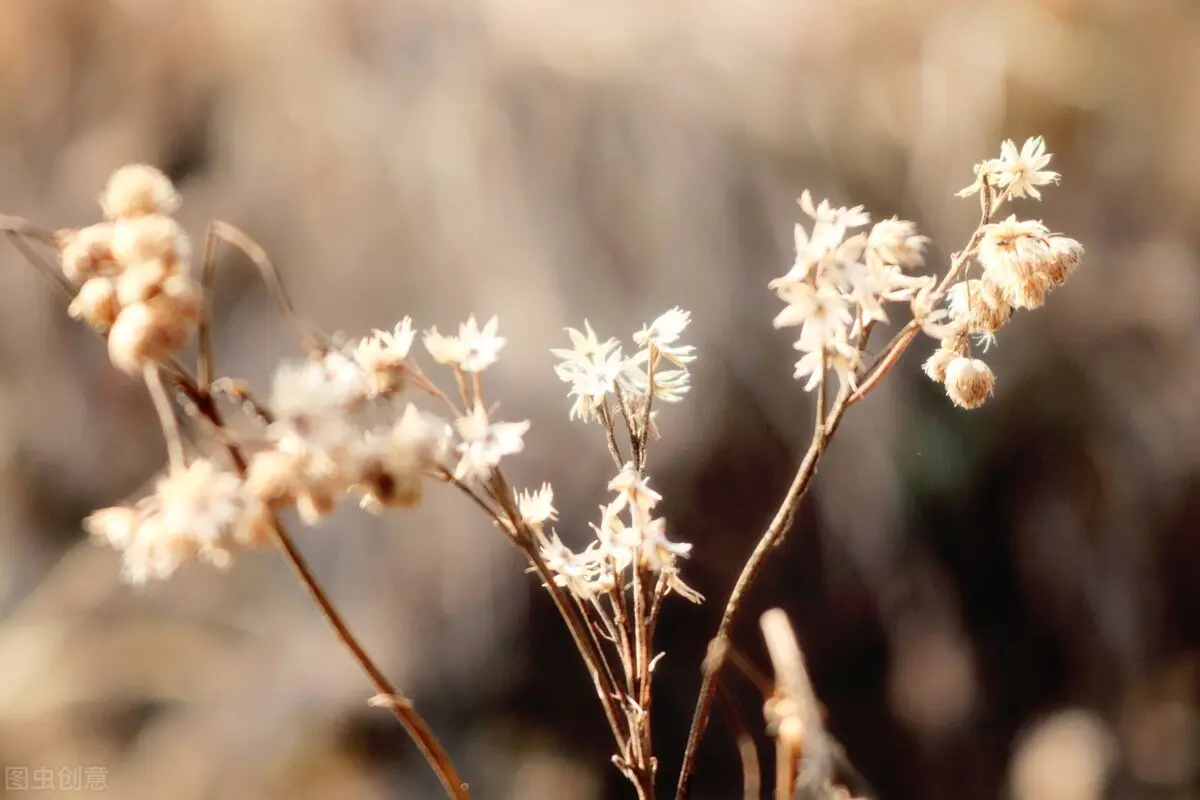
top-left (637, 347), bottom-right (657, 471)
top-left (197, 223), bottom-right (220, 389)
top-left (209, 221), bottom-right (324, 352)
top-left (675, 386), bottom-right (852, 799)
top-left (598, 403), bottom-right (625, 470)
top-left (715, 677), bottom-right (762, 800)
top-left (3, 227), bottom-right (74, 303)
top-left (184, 385), bottom-right (469, 799)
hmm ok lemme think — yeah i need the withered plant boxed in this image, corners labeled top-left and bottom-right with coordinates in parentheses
top-left (2, 136), bottom-right (1081, 799)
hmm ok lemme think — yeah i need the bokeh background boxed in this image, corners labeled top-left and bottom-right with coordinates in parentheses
top-left (1, 0), bottom-right (1198, 798)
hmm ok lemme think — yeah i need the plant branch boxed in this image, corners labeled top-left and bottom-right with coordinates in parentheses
top-left (675, 385), bottom-right (852, 799)
top-left (6, 226), bottom-right (469, 800)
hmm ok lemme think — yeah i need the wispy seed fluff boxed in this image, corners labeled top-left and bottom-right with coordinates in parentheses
top-left (60, 164), bottom-right (201, 375)
top-left (977, 217), bottom-right (1083, 310)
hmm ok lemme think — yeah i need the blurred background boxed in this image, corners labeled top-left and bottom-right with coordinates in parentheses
top-left (1, 0), bottom-right (1198, 798)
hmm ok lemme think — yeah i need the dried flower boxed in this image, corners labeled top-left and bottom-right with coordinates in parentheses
top-left (88, 458), bottom-right (269, 584)
top-left (943, 357), bottom-right (995, 409)
top-left (633, 307), bottom-right (697, 367)
top-left (995, 136), bottom-right (1060, 200)
top-left (68, 277), bottom-right (120, 331)
top-left (946, 279), bottom-right (1013, 337)
top-left (922, 348), bottom-right (958, 383)
top-left (353, 318), bottom-right (416, 396)
top-left (111, 214), bottom-right (191, 268)
top-left (106, 298), bottom-right (191, 374)
top-left (59, 223), bottom-right (117, 282)
top-left (424, 315), bottom-right (505, 373)
top-left (453, 403), bottom-right (530, 483)
top-left (517, 483), bottom-right (557, 527)
top-left (957, 136), bottom-right (1060, 203)
top-left (99, 164), bottom-right (181, 221)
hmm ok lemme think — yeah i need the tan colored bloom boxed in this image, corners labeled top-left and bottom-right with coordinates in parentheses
top-left (111, 214), bottom-right (191, 268)
top-left (116, 259), bottom-right (170, 305)
top-left (922, 348), bottom-right (958, 383)
top-left (947, 279), bottom-right (1013, 336)
top-left (68, 277), bottom-right (120, 331)
top-left (88, 458), bottom-right (269, 584)
top-left (353, 318), bottom-right (416, 396)
top-left (867, 217), bottom-right (929, 269)
top-left (1042, 236), bottom-right (1084, 287)
top-left (99, 164), bottom-right (181, 220)
top-left (943, 357), bottom-right (995, 409)
top-left (106, 299), bottom-right (191, 374)
top-left (59, 223), bottom-right (117, 282)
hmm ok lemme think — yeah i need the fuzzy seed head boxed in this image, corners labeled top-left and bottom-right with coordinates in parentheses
top-left (111, 214), bottom-right (191, 268)
top-left (947, 279), bottom-right (1013, 335)
top-left (943, 357), bottom-right (995, 409)
top-left (106, 300), bottom-right (191, 374)
top-left (99, 164), bottom-right (180, 220)
top-left (116, 259), bottom-right (170, 305)
top-left (922, 348), bottom-right (958, 383)
top-left (59, 223), bottom-right (117, 282)
top-left (68, 277), bottom-right (121, 331)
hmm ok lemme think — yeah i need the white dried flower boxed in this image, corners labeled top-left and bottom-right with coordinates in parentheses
top-left (995, 136), bottom-right (1060, 200)
top-left (517, 483), bottom-right (557, 526)
top-left (633, 307), bottom-right (697, 367)
top-left (635, 516), bottom-right (693, 573)
top-left (793, 338), bottom-right (862, 393)
top-left (453, 403), bottom-right (530, 483)
top-left (552, 322), bottom-right (625, 422)
top-left (619, 361), bottom-right (692, 403)
top-left (957, 136), bottom-right (1060, 203)
top-left (424, 315), bottom-right (505, 372)
top-left (867, 217), bottom-right (929, 269)
top-left (353, 318), bottom-right (416, 396)
top-left (99, 164), bottom-right (181, 220)
top-left (88, 458), bottom-right (269, 584)
top-left (269, 357), bottom-right (367, 423)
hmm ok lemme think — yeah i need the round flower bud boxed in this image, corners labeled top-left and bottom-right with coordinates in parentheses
top-left (943, 357), bottom-right (995, 409)
top-left (68, 277), bottom-right (120, 331)
top-left (111, 214), bottom-right (191, 268)
top-left (59, 223), bottom-right (117, 282)
top-left (922, 348), bottom-right (958, 383)
top-left (99, 164), bottom-right (180, 220)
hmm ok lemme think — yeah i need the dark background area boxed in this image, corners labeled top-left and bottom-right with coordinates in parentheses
top-left (0, 1), bottom-right (1197, 798)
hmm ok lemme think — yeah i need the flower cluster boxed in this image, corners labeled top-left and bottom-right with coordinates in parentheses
top-left (85, 305), bottom-right (530, 582)
top-left (61, 164), bottom-right (202, 374)
top-left (86, 458), bottom-right (271, 584)
top-left (551, 308), bottom-right (695, 425)
top-left (247, 314), bottom-right (527, 526)
top-left (770, 192), bottom-right (932, 393)
top-left (925, 137), bottom-right (1083, 408)
top-left (523, 466), bottom-right (700, 602)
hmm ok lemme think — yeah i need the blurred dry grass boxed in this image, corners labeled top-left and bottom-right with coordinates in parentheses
top-left (0, 0), bottom-right (1198, 797)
